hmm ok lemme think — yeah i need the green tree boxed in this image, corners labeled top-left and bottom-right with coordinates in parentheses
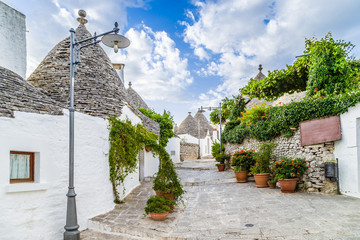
top-left (241, 32), bottom-right (359, 100)
top-left (306, 33), bottom-right (359, 97)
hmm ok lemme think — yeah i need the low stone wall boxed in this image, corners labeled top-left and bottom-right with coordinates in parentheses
top-left (180, 142), bottom-right (199, 161)
top-left (225, 130), bottom-right (337, 194)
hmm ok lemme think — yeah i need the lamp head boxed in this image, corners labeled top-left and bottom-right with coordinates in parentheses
top-left (101, 34), bottom-right (130, 53)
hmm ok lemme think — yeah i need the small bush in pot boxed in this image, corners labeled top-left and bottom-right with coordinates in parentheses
top-left (144, 195), bottom-right (174, 221)
top-left (250, 142), bottom-right (277, 188)
top-left (211, 142), bottom-right (224, 158)
top-left (272, 156), bottom-right (308, 193)
top-left (215, 152), bottom-right (230, 171)
top-left (231, 149), bottom-right (255, 171)
top-left (231, 149), bottom-right (255, 182)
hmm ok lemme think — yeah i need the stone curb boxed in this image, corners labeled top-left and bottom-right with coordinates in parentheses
top-left (182, 178), bottom-right (236, 186)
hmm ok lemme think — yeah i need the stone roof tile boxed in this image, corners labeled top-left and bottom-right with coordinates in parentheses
top-left (0, 66), bottom-right (63, 117)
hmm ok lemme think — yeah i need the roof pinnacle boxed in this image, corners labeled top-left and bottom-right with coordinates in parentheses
top-left (77, 9), bottom-right (88, 25)
top-left (258, 64), bottom-right (263, 72)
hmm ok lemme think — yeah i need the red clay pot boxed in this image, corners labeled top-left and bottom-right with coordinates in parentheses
top-left (254, 173), bottom-right (270, 188)
top-left (278, 178), bottom-right (298, 193)
top-left (234, 170), bottom-right (248, 183)
top-left (149, 212), bottom-right (169, 221)
top-left (217, 164), bottom-right (225, 172)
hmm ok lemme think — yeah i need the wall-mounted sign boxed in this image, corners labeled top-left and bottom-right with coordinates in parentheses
top-left (300, 116), bottom-right (341, 146)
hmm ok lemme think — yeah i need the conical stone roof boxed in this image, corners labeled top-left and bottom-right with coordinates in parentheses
top-left (254, 64), bottom-right (266, 80)
top-left (28, 23), bottom-right (128, 117)
top-left (194, 110), bottom-right (213, 138)
top-left (246, 64), bottom-right (273, 109)
top-left (127, 82), bottom-right (149, 110)
top-left (176, 112), bottom-right (199, 138)
top-left (0, 66), bottom-right (62, 118)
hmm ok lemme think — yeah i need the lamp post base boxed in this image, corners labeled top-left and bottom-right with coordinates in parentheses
top-left (64, 231), bottom-right (80, 240)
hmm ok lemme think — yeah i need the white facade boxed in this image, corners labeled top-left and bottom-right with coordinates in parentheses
top-left (0, 1), bottom-right (26, 78)
top-left (334, 103), bottom-right (360, 198)
top-left (0, 105), bottom-right (159, 240)
top-left (166, 136), bottom-right (181, 163)
top-left (178, 133), bottom-right (198, 145)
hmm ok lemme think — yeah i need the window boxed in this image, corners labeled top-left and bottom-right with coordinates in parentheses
top-left (10, 151), bottom-right (34, 183)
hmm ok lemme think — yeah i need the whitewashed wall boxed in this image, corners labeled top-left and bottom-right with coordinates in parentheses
top-left (334, 103), bottom-right (360, 198)
top-left (200, 135), bottom-right (213, 157)
top-left (0, 2), bottom-right (26, 78)
top-left (166, 136), bottom-right (181, 163)
top-left (178, 134), bottom-right (198, 144)
top-left (0, 105), bottom-right (159, 240)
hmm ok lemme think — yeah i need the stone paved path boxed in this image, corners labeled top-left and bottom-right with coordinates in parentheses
top-left (81, 159), bottom-right (360, 240)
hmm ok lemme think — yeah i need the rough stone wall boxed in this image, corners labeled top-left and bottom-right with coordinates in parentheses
top-left (225, 130), bottom-right (337, 194)
top-left (180, 142), bottom-right (199, 161)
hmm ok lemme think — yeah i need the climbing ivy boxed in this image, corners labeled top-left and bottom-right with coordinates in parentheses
top-left (108, 117), bottom-right (184, 203)
top-left (138, 108), bottom-right (175, 147)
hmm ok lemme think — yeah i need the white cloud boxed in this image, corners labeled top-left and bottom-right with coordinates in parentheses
top-left (184, 0), bottom-right (360, 102)
top-left (109, 24), bottom-right (193, 101)
top-left (2, 0), bottom-right (149, 77)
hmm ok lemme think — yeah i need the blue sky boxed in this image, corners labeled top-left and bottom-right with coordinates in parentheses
top-left (3, 0), bottom-right (360, 124)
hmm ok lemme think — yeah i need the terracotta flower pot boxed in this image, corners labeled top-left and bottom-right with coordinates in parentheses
top-left (267, 180), bottom-right (276, 189)
top-left (254, 173), bottom-right (270, 188)
top-left (234, 170), bottom-right (248, 183)
top-left (278, 178), bottom-right (298, 193)
top-left (149, 212), bottom-right (169, 221)
top-left (217, 164), bottom-right (225, 172)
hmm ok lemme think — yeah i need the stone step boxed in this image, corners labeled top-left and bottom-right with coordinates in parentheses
top-left (81, 229), bottom-right (153, 240)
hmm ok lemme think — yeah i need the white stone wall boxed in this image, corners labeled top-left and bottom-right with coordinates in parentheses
top-left (0, 105), bottom-right (159, 240)
top-left (144, 151), bottom-right (159, 178)
top-left (334, 103), bottom-right (360, 198)
top-left (178, 133), bottom-right (198, 144)
top-left (0, 2), bottom-right (26, 78)
top-left (166, 137), bottom-right (181, 163)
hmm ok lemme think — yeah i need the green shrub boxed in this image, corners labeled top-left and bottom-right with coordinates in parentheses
top-left (231, 149), bottom-right (255, 171)
top-left (223, 91), bottom-right (360, 144)
top-left (250, 142), bottom-right (277, 174)
top-left (211, 142), bottom-right (224, 157)
top-left (215, 152), bottom-right (231, 164)
top-left (144, 196), bottom-right (173, 214)
top-left (272, 157), bottom-right (308, 179)
top-left (241, 103), bottom-right (270, 125)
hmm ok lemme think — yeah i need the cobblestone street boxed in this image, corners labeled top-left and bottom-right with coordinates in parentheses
top-left (81, 160), bottom-right (360, 240)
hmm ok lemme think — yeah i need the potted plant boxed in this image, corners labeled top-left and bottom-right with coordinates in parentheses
top-left (231, 149), bottom-right (255, 182)
top-left (272, 156), bottom-right (308, 193)
top-left (215, 152), bottom-right (230, 171)
top-left (267, 178), bottom-right (276, 188)
top-left (145, 195), bottom-right (174, 221)
top-left (152, 166), bottom-right (185, 202)
top-left (153, 181), bottom-right (176, 201)
top-left (250, 142), bottom-right (277, 188)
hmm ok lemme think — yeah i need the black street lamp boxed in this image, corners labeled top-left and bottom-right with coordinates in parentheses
top-left (64, 10), bottom-right (130, 240)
